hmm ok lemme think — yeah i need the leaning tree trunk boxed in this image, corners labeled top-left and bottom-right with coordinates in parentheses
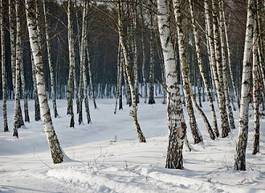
top-left (117, 0), bottom-right (146, 143)
top-left (25, 0), bottom-right (64, 164)
top-left (211, 0), bottom-right (230, 138)
top-left (188, 0), bottom-right (217, 139)
top-left (67, 0), bottom-right (75, 127)
top-left (13, 0), bottom-right (24, 137)
top-left (173, 0), bottom-right (203, 144)
top-left (234, 0), bottom-right (255, 171)
top-left (157, 0), bottom-right (186, 169)
top-left (1, 0), bottom-right (8, 132)
top-left (43, 0), bottom-right (58, 118)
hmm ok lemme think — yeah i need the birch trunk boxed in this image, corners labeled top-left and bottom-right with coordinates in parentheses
top-left (252, 10), bottom-right (260, 155)
top-left (31, 53), bottom-right (41, 121)
top-left (84, 47), bottom-right (91, 124)
top-left (78, 1), bottom-right (87, 124)
top-left (43, 0), bottom-right (58, 118)
top-left (219, 0), bottom-right (235, 130)
top-left (88, 50), bottom-right (97, 109)
top-left (221, 2), bottom-right (238, 109)
top-left (67, 0), bottom-right (75, 127)
top-left (1, 0), bottom-right (8, 132)
top-left (25, 0), bottom-right (64, 164)
top-left (140, 0), bottom-right (147, 103)
top-left (21, 58), bottom-right (30, 122)
top-left (9, 0), bottom-right (16, 99)
top-left (211, 0), bottom-right (230, 138)
top-left (173, 0), bottom-right (203, 144)
top-left (204, 0), bottom-right (220, 137)
top-left (82, 3), bottom-right (91, 124)
top-left (117, 1), bottom-right (146, 143)
top-left (148, 10), bottom-right (155, 105)
top-left (132, 4), bottom-right (139, 104)
top-left (157, 0), bottom-right (186, 169)
top-left (189, 0), bottom-right (218, 138)
top-left (13, 0), bottom-right (24, 137)
top-left (114, 43), bottom-right (122, 114)
top-left (234, 0), bottom-right (255, 171)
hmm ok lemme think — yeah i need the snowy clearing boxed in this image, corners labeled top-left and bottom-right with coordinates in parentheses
top-left (0, 99), bottom-right (264, 193)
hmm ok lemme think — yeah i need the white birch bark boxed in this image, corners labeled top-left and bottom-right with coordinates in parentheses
top-left (13, 0), bottom-right (24, 137)
top-left (31, 53), bottom-right (41, 121)
top-left (117, 0), bottom-right (146, 143)
top-left (21, 58), bottom-right (30, 122)
top-left (252, 8), bottom-right (260, 155)
top-left (157, 0), bottom-right (186, 169)
top-left (211, 0), bottom-right (230, 138)
top-left (1, 0), bottom-right (8, 132)
top-left (43, 0), bottom-right (58, 118)
top-left (67, 0), bottom-right (75, 127)
top-left (148, 9), bottom-right (155, 105)
top-left (172, 0), bottom-right (203, 144)
top-left (234, 0), bottom-right (255, 171)
top-left (188, 0), bottom-right (217, 139)
top-left (78, 1), bottom-right (87, 124)
top-left (25, 0), bottom-right (64, 164)
top-left (9, 0), bottom-right (16, 98)
top-left (221, 2), bottom-right (238, 108)
top-left (204, 0), bottom-right (220, 137)
top-left (219, 0), bottom-right (235, 130)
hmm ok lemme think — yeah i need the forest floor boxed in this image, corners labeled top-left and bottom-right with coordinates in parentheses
top-left (0, 99), bottom-right (265, 193)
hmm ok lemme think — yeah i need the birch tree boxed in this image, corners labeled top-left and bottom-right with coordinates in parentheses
top-left (148, 5), bottom-right (156, 105)
top-left (25, 0), bottom-right (64, 164)
top-left (188, 0), bottom-right (217, 139)
top-left (234, 0), bottom-right (255, 171)
top-left (43, 0), bottom-right (58, 118)
top-left (219, 0), bottom-right (235, 130)
top-left (21, 58), bottom-right (30, 122)
top-left (79, 1), bottom-right (91, 124)
top-left (67, 0), bottom-right (75, 127)
top-left (9, 0), bottom-right (16, 98)
top-left (252, 5), bottom-right (260, 155)
top-left (83, 47), bottom-right (92, 124)
top-left (31, 53), bottom-right (41, 121)
top-left (13, 0), bottom-right (24, 137)
top-left (117, 0), bottom-right (146, 143)
top-left (211, 0), bottom-right (230, 138)
top-left (157, 0), bottom-right (186, 168)
top-left (172, 0), bottom-right (203, 144)
top-left (204, 0), bottom-right (220, 137)
top-left (78, 1), bottom-right (87, 124)
top-left (1, 0), bottom-right (8, 132)
top-left (87, 48), bottom-right (97, 109)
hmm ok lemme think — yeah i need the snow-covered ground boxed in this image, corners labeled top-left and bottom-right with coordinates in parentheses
top-left (0, 99), bottom-right (264, 193)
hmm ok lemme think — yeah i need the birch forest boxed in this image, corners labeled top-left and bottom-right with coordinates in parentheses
top-left (0, 0), bottom-right (265, 192)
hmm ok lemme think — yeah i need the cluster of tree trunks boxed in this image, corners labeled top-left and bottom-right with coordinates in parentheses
top-left (0, 0), bottom-right (264, 170)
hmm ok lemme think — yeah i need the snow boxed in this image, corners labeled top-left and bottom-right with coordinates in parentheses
top-left (0, 99), bottom-right (265, 193)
